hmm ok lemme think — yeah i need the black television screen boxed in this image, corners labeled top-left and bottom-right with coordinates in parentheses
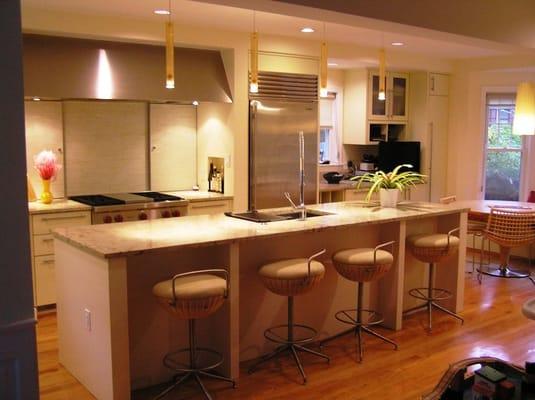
top-left (377, 141), bottom-right (421, 173)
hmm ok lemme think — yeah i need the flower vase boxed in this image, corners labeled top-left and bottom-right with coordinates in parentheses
top-left (40, 179), bottom-right (53, 204)
top-left (379, 188), bottom-right (399, 208)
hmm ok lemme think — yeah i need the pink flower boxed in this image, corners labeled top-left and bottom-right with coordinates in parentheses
top-left (34, 150), bottom-right (62, 180)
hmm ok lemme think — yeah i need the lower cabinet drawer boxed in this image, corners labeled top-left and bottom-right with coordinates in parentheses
top-left (34, 255), bottom-right (56, 306)
top-left (33, 234), bottom-right (55, 256)
top-left (187, 200), bottom-right (233, 216)
top-left (32, 211), bottom-right (91, 235)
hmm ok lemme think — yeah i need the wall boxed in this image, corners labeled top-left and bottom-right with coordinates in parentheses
top-left (22, 7), bottom-right (452, 211)
top-left (447, 65), bottom-right (535, 200)
top-left (0, 0), bottom-right (39, 398)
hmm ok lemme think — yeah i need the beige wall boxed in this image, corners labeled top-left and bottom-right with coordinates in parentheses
top-left (447, 64), bottom-right (535, 200)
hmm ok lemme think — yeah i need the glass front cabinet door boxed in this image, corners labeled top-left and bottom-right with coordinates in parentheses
top-left (368, 71), bottom-right (409, 122)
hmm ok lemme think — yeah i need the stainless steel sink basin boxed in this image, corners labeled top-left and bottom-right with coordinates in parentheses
top-left (225, 209), bottom-right (333, 223)
top-left (275, 210), bottom-right (333, 220)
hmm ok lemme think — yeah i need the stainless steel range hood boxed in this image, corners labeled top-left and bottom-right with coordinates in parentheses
top-left (22, 34), bottom-right (232, 103)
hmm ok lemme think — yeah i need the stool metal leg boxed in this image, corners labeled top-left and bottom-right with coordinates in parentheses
top-left (428, 263), bottom-right (434, 330)
top-left (248, 296), bottom-right (329, 384)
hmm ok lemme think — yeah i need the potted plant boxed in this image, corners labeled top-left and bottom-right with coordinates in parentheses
top-left (351, 164), bottom-right (426, 207)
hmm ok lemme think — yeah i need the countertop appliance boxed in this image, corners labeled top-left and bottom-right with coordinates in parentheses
top-left (69, 191), bottom-right (188, 224)
top-left (248, 71), bottom-right (318, 210)
top-left (377, 141), bottom-right (421, 173)
top-left (359, 153), bottom-right (377, 172)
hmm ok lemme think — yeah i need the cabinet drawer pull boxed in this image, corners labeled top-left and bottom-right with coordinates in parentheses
top-left (191, 203), bottom-right (225, 209)
top-left (42, 238), bottom-right (54, 243)
top-left (41, 215), bottom-right (87, 222)
top-left (41, 259), bottom-right (54, 265)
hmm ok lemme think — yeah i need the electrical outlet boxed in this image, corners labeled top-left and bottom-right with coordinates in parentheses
top-left (84, 308), bottom-right (92, 332)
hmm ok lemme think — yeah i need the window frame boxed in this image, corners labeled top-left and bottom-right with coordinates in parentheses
top-left (481, 89), bottom-right (528, 201)
top-left (318, 92), bottom-right (341, 165)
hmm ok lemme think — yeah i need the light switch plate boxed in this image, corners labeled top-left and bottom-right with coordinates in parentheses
top-left (84, 308), bottom-right (92, 331)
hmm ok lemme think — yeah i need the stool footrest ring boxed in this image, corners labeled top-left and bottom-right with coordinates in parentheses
top-left (163, 347), bottom-right (223, 373)
top-left (264, 324), bottom-right (317, 345)
top-left (409, 287), bottom-right (452, 302)
top-left (334, 308), bottom-right (384, 327)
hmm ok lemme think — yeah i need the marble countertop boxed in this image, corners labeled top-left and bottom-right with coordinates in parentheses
top-left (53, 201), bottom-right (469, 259)
top-left (28, 199), bottom-right (92, 215)
top-left (165, 190), bottom-right (233, 202)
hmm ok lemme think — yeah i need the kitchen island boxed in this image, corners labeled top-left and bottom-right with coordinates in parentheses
top-left (53, 201), bottom-right (468, 400)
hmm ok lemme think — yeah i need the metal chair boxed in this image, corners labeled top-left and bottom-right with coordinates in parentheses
top-left (477, 207), bottom-right (535, 284)
top-left (320, 241), bottom-right (398, 362)
top-left (406, 228), bottom-right (464, 330)
top-left (248, 249), bottom-right (329, 384)
top-left (152, 269), bottom-right (235, 400)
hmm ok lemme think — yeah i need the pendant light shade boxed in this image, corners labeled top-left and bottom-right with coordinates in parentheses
top-left (320, 41), bottom-right (328, 97)
top-left (250, 31), bottom-right (259, 93)
top-left (512, 81), bottom-right (535, 135)
top-left (164, 0), bottom-right (174, 90)
top-left (378, 48), bottom-right (386, 101)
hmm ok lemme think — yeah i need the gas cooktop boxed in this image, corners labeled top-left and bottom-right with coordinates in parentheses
top-left (69, 194), bottom-right (125, 207)
top-left (70, 192), bottom-right (184, 207)
top-left (132, 192), bottom-right (184, 202)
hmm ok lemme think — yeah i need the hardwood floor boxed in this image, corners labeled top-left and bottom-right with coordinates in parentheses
top-left (37, 259), bottom-right (535, 399)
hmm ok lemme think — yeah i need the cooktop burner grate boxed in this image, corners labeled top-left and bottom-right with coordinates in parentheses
top-left (69, 195), bottom-right (125, 207)
top-left (131, 192), bottom-right (184, 202)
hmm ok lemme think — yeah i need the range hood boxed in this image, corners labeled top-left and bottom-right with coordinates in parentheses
top-left (23, 34), bottom-right (232, 103)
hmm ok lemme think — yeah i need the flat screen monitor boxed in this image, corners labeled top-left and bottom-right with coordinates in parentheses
top-left (377, 141), bottom-right (421, 173)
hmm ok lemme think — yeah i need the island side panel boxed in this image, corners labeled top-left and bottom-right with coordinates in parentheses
top-left (435, 211), bottom-right (468, 312)
top-left (55, 239), bottom-right (130, 400)
top-left (377, 221), bottom-right (406, 330)
top-left (126, 244), bottom-right (234, 390)
top-left (238, 224), bottom-right (386, 362)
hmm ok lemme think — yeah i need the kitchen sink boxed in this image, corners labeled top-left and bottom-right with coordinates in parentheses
top-left (225, 209), bottom-right (333, 223)
top-left (275, 210), bottom-right (333, 220)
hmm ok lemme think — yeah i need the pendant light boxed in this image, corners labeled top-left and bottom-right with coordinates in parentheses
top-left (249, 11), bottom-right (259, 93)
top-left (319, 22), bottom-right (328, 98)
top-left (512, 81), bottom-right (535, 135)
top-left (378, 48), bottom-right (386, 101)
top-left (165, 0), bottom-right (174, 89)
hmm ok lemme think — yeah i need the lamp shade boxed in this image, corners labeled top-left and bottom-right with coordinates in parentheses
top-left (512, 81), bottom-right (535, 135)
top-left (250, 32), bottom-right (259, 93)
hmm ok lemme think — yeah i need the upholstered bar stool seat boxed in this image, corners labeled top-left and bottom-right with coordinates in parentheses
top-left (152, 269), bottom-right (235, 400)
top-left (406, 229), bottom-right (464, 331)
top-left (321, 241), bottom-right (398, 362)
top-left (249, 250), bottom-right (330, 384)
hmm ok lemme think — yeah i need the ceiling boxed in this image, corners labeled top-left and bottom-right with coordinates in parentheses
top-left (21, 0), bottom-right (517, 66)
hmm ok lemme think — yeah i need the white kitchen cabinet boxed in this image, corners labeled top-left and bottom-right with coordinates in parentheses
top-left (429, 73), bottom-right (449, 96)
top-left (408, 72), bottom-right (450, 202)
top-left (368, 71), bottom-right (409, 122)
top-left (187, 199), bottom-right (233, 216)
top-left (29, 210), bottom-right (91, 307)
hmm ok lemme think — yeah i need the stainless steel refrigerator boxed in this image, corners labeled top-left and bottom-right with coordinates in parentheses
top-left (249, 98), bottom-right (318, 210)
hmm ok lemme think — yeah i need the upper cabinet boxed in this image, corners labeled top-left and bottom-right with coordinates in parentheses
top-left (343, 69), bottom-right (410, 145)
top-left (368, 71), bottom-right (409, 122)
top-left (429, 73), bottom-right (449, 96)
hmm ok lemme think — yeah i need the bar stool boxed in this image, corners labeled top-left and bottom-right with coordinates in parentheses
top-left (320, 241), bottom-right (398, 362)
top-left (406, 229), bottom-right (464, 330)
top-left (248, 249), bottom-right (330, 384)
top-left (152, 269), bottom-right (235, 400)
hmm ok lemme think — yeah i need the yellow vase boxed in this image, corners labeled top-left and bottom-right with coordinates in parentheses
top-left (40, 179), bottom-right (53, 204)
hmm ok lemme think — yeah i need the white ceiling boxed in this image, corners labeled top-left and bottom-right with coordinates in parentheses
top-left (21, 0), bottom-right (512, 65)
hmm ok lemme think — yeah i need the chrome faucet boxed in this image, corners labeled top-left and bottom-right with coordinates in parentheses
top-left (284, 131), bottom-right (306, 220)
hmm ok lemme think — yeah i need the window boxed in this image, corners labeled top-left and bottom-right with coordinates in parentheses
top-left (319, 94), bottom-right (340, 164)
top-left (483, 93), bottom-right (525, 201)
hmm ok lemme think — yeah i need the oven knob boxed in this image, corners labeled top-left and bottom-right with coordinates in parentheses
top-left (161, 210), bottom-right (171, 218)
top-left (114, 214), bottom-right (124, 223)
top-left (171, 210), bottom-right (181, 217)
top-left (138, 212), bottom-right (148, 220)
top-left (103, 215), bottom-right (113, 224)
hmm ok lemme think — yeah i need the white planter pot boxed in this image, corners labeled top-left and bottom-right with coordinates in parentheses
top-left (379, 188), bottom-right (400, 208)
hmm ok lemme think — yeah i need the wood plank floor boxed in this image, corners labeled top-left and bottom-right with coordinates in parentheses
top-left (37, 259), bottom-right (535, 399)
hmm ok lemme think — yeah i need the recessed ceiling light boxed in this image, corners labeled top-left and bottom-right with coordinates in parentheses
top-left (300, 27), bottom-right (315, 33)
top-left (391, 42), bottom-right (404, 46)
top-left (154, 9), bottom-right (171, 15)
top-left (32, 97), bottom-right (41, 101)
top-left (192, 100), bottom-right (199, 106)
top-left (328, 62), bottom-right (338, 66)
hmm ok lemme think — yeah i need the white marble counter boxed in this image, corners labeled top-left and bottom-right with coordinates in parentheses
top-left (53, 201), bottom-right (468, 259)
top-left (164, 190), bottom-right (233, 202)
top-left (28, 199), bottom-right (92, 215)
